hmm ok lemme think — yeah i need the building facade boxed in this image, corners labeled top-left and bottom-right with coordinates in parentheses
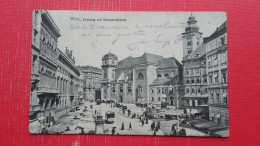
top-left (78, 66), bottom-right (102, 101)
top-left (182, 15), bottom-right (209, 118)
top-left (100, 52), bottom-right (183, 105)
top-left (29, 10), bottom-right (61, 126)
top-left (150, 57), bottom-right (183, 106)
top-left (55, 48), bottom-right (81, 119)
top-left (205, 21), bottom-right (228, 125)
top-left (29, 11), bottom-right (81, 128)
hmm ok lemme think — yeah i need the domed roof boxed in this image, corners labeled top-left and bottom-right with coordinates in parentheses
top-left (185, 14), bottom-right (199, 33)
top-left (103, 52), bottom-right (118, 59)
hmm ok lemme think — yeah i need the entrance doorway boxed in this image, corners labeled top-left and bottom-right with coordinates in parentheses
top-left (120, 96), bottom-right (123, 103)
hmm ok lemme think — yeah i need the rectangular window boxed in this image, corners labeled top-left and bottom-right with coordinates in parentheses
top-left (222, 72), bottom-right (227, 84)
top-left (214, 72), bottom-right (219, 84)
top-left (187, 41), bottom-right (192, 46)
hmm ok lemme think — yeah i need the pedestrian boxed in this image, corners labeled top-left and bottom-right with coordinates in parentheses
top-left (156, 121), bottom-right (160, 129)
top-left (142, 119), bottom-right (144, 127)
top-left (129, 122), bottom-right (132, 130)
top-left (173, 129), bottom-right (177, 136)
top-left (151, 122), bottom-right (154, 131)
top-left (112, 128), bottom-right (115, 135)
top-left (171, 124), bottom-right (175, 132)
top-left (153, 128), bottom-right (156, 136)
top-left (121, 122), bottom-right (124, 130)
top-left (146, 117), bottom-right (148, 124)
top-left (182, 128), bottom-right (186, 136)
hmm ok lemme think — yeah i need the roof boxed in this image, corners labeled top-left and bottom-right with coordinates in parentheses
top-left (204, 20), bottom-right (227, 43)
top-left (103, 52), bottom-right (118, 59)
top-left (157, 57), bottom-right (182, 69)
top-left (189, 43), bottom-right (206, 59)
top-left (135, 53), bottom-right (164, 65)
top-left (118, 56), bottom-right (140, 68)
top-left (115, 68), bottom-right (133, 80)
top-left (150, 77), bottom-right (171, 86)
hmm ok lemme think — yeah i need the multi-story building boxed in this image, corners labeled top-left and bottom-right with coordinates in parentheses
top-left (100, 52), bottom-right (183, 104)
top-left (29, 10), bottom-right (61, 126)
top-left (78, 66), bottom-right (102, 101)
top-left (29, 11), bottom-right (81, 129)
top-left (55, 48), bottom-right (81, 119)
top-left (181, 15), bottom-right (209, 118)
top-left (150, 57), bottom-right (183, 106)
top-left (205, 21), bottom-right (228, 126)
top-left (30, 10), bottom-right (41, 120)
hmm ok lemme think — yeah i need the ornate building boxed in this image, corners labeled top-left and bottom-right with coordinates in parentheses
top-left (78, 66), bottom-right (102, 101)
top-left (205, 21), bottom-right (228, 125)
top-left (29, 11), bottom-right (81, 130)
top-left (55, 48), bottom-right (81, 119)
top-left (30, 10), bottom-right (61, 126)
top-left (182, 15), bottom-right (209, 118)
top-left (100, 52), bottom-right (183, 104)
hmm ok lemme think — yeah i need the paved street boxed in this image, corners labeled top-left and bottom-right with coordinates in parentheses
top-left (52, 101), bottom-right (206, 136)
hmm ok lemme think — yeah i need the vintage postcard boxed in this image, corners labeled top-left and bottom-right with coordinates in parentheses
top-left (29, 11), bottom-right (228, 137)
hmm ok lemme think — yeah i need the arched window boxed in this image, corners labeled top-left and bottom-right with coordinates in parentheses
top-left (186, 88), bottom-right (189, 93)
top-left (164, 74), bottom-right (169, 77)
top-left (137, 73), bottom-right (144, 80)
top-left (157, 74), bottom-right (161, 77)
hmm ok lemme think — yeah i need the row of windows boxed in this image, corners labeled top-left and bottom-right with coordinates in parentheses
top-left (208, 71), bottom-right (227, 84)
top-left (185, 77), bottom-right (207, 84)
top-left (157, 74), bottom-right (169, 77)
top-left (151, 88), bottom-right (174, 94)
top-left (186, 87), bottom-right (207, 94)
top-left (185, 68), bottom-right (205, 76)
top-left (103, 59), bottom-right (116, 65)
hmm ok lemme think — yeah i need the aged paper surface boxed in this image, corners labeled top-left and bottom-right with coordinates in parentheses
top-left (29, 11), bottom-right (228, 137)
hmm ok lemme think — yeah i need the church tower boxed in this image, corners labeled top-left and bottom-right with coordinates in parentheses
top-left (182, 14), bottom-right (203, 59)
top-left (101, 52), bottom-right (118, 101)
top-left (101, 52), bottom-right (118, 81)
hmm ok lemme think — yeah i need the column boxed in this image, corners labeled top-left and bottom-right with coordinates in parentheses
top-left (132, 68), bottom-right (136, 103)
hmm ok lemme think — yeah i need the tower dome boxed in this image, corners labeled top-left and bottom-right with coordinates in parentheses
top-left (185, 14), bottom-right (199, 33)
top-left (103, 52), bottom-right (118, 60)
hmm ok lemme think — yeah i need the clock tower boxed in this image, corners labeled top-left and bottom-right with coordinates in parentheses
top-left (182, 14), bottom-right (203, 59)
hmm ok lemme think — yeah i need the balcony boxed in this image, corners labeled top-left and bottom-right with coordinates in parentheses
top-left (38, 87), bottom-right (60, 94)
top-left (29, 104), bottom-right (42, 112)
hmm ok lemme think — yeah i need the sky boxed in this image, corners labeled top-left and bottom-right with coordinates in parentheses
top-left (48, 11), bottom-right (226, 68)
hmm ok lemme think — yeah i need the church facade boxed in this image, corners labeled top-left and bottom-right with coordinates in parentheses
top-left (100, 52), bottom-right (183, 104)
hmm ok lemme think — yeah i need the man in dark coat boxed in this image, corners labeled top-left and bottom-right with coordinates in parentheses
top-left (111, 128), bottom-right (116, 135)
top-left (129, 122), bottom-right (132, 130)
top-left (171, 124), bottom-right (175, 132)
top-left (121, 122), bottom-right (124, 130)
top-left (145, 117), bottom-right (148, 124)
top-left (142, 119), bottom-right (144, 127)
top-left (156, 121), bottom-right (161, 129)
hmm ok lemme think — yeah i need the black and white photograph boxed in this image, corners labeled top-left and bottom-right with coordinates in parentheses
top-left (29, 11), bottom-right (228, 137)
